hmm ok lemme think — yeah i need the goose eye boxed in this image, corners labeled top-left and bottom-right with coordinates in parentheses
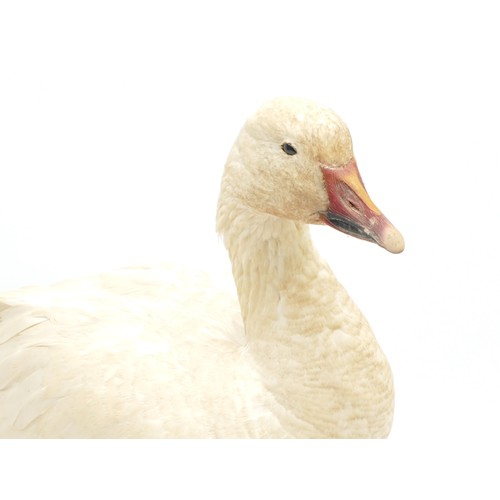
top-left (281, 143), bottom-right (297, 156)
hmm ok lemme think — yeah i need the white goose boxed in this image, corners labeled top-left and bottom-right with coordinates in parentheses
top-left (0, 97), bottom-right (404, 438)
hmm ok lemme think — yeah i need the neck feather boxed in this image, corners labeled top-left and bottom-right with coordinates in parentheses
top-left (217, 199), bottom-right (323, 332)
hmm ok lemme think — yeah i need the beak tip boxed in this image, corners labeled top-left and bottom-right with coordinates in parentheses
top-left (381, 227), bottom-right (405, 254)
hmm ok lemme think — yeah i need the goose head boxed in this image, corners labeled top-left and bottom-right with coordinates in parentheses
top-left (222, 97), bottom-right (404, 254)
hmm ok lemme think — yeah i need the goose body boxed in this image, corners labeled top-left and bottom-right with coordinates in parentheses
top-left (0, 98), bottom-right (404, 438)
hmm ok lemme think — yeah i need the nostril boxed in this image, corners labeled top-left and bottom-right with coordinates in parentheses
top-left (338, 182), bottom-right (363, 214)
top-left (347, 200), bottom-right (361, 213)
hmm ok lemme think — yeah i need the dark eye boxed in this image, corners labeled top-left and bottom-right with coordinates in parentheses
top-left (281, 143), bottom-right (297, 156)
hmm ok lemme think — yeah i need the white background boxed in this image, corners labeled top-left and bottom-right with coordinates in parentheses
top-left (1, 0), bottom-right (499, 498)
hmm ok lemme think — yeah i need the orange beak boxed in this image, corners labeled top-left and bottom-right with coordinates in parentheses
top-left (320, 158), bottom-right (404, 254)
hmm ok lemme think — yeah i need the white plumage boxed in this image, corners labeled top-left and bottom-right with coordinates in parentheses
top-left (0, 97), bottom-right (404, 438)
